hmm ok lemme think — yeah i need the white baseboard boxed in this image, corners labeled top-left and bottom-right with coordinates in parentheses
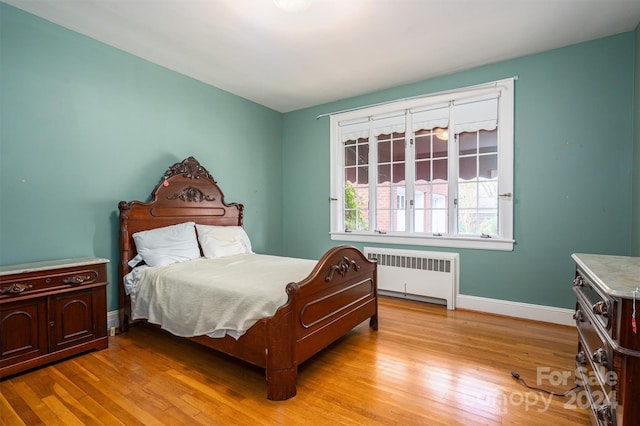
top-left (107, 310), bottom-right (119, 329)
top-left (456, 294), bottom-right (575, 326)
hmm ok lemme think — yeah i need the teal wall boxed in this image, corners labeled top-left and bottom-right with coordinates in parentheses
top-left (1, 3), bottom-right (636, 315)
top-left (282, 33), bottom-right (635, 309)
top-left (0, 4), bottom-right (285, 312)
top-left (633, 23), bottom-right (640, 257)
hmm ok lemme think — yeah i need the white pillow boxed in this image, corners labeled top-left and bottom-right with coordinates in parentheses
top-left (195, 224), bottom-right (253, 259)
top-left (132, 222), bottom-right (201, 267)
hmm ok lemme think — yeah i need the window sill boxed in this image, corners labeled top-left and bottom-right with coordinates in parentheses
top-left (330, 232), bottom-right (514, 251)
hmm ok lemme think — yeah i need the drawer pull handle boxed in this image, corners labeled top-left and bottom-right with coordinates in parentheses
top-left (576, 350), bottom-right (588, 365)
top-left (573, 276), bottom-right (584, 287)
top-left (63, 274), bottom-right (93, 285)
top-left (573, 309), bottom-right (585, 322)
top-left (593, 347), bottom-right (608, 366)
top-left (592, 301), bottom-right (609, 316)
top-left (596, 404), bottom-right (614, 424)
top-left (0, 283), bottom-right (33, 294)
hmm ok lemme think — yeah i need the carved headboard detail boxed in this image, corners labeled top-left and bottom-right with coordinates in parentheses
top-left (162, 155), bottom-right (216, 182)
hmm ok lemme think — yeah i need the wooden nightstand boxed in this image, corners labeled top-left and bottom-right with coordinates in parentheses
top-left (0, 257), bottom-right (109, 378)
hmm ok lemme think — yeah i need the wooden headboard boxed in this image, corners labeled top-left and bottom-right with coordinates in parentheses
top-left (118, 156), bottom-right (243, 327)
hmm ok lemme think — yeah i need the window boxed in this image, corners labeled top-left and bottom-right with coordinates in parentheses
top-left (329, 78), bottom-right (515, 251)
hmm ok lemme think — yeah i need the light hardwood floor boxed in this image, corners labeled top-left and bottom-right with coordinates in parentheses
top-left (1, 297), bottom-right (590, 425)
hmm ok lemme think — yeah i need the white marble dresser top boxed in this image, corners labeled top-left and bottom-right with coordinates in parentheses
top-left (0, 257), bottom-right (109, 276)
top-left (572, 253), bottom-right (640, 299)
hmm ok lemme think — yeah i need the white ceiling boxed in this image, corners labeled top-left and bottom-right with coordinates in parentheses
top-left (5, 0), bottom-right (640, 112)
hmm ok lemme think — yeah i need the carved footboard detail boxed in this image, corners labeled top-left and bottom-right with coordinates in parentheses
top-left (291, 245), bottom-right (378, 365)
top-left (263, 245), bottom-right (378, 399)
top-left (325, 256), bottom-right (361, 281)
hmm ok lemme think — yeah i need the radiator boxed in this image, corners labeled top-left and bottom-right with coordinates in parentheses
top-left (364, 247), bottom-right (458, 310)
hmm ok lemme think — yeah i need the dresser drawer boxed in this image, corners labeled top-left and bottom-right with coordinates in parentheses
top-left (576, 350), bottom-right (617, 426)
top-left (573, 268), bottom-right (616, 336)
top-left (575, 300), bottom-right (614, 380)
top-left (0, 263), bottom-right (107, 299)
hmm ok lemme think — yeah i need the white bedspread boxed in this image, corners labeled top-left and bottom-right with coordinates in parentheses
top-left (126, 254), bottom-right (316, 338)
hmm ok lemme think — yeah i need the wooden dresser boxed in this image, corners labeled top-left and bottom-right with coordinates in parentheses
top-left (572, 253), bottom-right (640, 426)
top-left (0, 257), bottom-right (109, 378)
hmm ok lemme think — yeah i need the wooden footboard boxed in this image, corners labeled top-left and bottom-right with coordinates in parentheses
top-left (190, 245), bottom-right (377, 400)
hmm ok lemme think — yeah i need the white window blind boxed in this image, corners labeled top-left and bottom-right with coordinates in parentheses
top-left (371, 113), bottom-right (405, 136)
top-left (410, 103), bottom-right (450, 132)
top-left (453, 94), bottom-right (499, 133)
top-left (340, 118), bottom-right (370, 142)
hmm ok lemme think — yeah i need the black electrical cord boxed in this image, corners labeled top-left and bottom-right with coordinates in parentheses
top-left (511, 371), bottom-right (580, 397)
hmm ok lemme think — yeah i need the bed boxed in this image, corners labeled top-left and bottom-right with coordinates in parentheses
top-left (118, 156), bottom-right (378, 400)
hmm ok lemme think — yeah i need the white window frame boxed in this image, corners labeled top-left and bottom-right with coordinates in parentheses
top-left (329, 78), bottom-right (515, 251)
